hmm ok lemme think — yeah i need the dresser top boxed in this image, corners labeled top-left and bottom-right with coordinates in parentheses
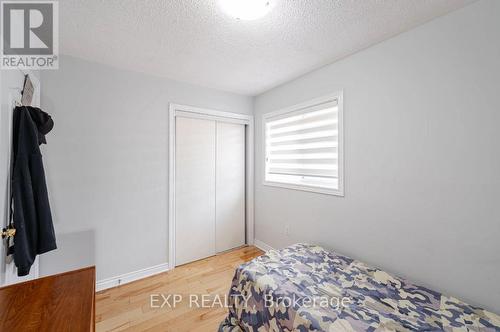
top-left (0, 266), bottom-right (95, 332)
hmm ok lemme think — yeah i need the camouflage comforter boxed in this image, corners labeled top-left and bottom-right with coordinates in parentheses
top-left (219, 243), bottom-right (500, 331)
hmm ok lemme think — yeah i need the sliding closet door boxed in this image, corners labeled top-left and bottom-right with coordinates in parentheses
top-left (175, 117), bottom-right (216, 265)
top-left (216, 122), bottom-right (246, 252)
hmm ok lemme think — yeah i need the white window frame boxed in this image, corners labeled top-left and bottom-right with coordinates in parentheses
top-left (262, 91), bottom-right (344, 196)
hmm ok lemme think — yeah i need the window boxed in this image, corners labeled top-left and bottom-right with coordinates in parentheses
top-left (263, 92), bottom-right (343, 196)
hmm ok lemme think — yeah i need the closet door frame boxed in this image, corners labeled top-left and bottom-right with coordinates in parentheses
top-left (168, 103), bottom-right (254, 268)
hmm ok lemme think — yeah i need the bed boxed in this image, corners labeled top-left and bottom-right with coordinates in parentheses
top-left (219, 243), bottom-right (500, 331)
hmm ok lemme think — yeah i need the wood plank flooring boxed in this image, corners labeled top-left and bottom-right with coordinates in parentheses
top-left (95, 246), bottom-right (264, 332)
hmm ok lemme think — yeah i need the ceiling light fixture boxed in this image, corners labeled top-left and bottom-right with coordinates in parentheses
top-left (219, 0), bottom-right (272, 21)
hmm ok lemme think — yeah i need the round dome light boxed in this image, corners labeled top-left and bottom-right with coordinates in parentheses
top-left (219, 0), bottom-right (272, 21)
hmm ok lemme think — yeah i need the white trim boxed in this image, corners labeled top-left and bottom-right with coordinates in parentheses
top-left (253, 239), bottom-right (275, 252)
top-left (96, 263), bottom-right (170, 292)
top-left (262, 91), bottom-right (344, 197)
top-left (175, 110), bottom-right (249, 125)
top-left (171, 103), bottom-right (251, 121)
top-left (246, 117), bottom-right (255, 245)
top-left (262, 181), bottom-right (342, 196)
top-left (168, 103), bottom-right (254, 269)
top-left (168, 104), bottom-right (176, 272)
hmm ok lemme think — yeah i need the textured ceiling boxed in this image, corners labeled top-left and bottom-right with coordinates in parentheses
top-left (60, 0), bottom-right (474, 96)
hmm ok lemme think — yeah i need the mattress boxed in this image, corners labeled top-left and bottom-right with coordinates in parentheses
top-left (219, 243), bottom-right (500, 331)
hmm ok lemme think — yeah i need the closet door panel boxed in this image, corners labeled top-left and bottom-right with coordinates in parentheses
top-left (175, 117), bottom-right (216, 265)
top-left (216, 122), bottom-right (245, 252)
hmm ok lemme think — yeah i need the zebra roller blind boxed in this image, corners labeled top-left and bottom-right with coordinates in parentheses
top-left (264, 96), bottom-right (343, 195)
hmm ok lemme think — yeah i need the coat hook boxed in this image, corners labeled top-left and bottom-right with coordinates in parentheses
top-left (1, 227), bottom-right (16, 239)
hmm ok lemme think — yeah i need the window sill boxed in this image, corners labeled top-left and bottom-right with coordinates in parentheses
top-left (262, 180), bottom-right (344, 197)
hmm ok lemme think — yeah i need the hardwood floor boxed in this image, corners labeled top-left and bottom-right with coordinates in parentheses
top-left (95, 246), bottom-right (263, 332)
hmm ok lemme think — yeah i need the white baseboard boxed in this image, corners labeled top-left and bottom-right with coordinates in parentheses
top-left (96, 262), bottom-right (170, 292)
top-left (253, 239), bottom-right (275, 252)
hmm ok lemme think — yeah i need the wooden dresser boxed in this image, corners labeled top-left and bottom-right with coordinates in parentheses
top-left (0, 266), bottom-right (95, 332)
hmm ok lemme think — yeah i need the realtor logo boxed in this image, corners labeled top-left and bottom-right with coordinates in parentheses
top-left (1, 1), bottom-right (58, 69)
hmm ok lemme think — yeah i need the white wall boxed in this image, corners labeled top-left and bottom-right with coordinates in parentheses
top-left (254, 0), bottom-right (500, 312)
top-left (39, 55), bottom-right (252, 281)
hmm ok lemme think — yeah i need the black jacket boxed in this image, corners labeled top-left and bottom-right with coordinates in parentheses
top-left (11, 106), bottom-right (56, 276)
